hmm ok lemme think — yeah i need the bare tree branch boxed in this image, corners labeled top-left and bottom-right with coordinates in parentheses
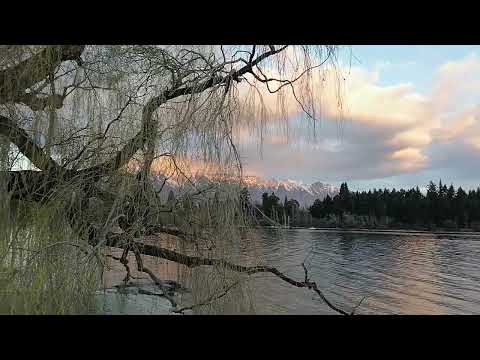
top-left (95, 231), bottom-right (350, 315)
top-left (0, 115), bottom-right (62, 171)
top-left (84, 46), bottom-right (293, 178)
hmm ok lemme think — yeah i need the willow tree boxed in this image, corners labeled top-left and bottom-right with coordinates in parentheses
top-left (0, 45), bottom-right (356, 314)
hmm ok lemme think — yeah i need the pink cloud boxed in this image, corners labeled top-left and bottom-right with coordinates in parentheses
top-left (236, 50), bottom-right (480, 180)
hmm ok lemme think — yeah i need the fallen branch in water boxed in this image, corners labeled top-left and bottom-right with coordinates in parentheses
top-left (131, 244), bottom-right (178, 308)
top-left (104, 244), bottom-right (177, 308)
top-left (99, 231), bottom-right (356, 315)
top-left (301, 263), bottom-right (349, 315)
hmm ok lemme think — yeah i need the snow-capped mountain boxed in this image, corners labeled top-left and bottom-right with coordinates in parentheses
top-left (152, 173), bottom-right (338, 208)
top-left (243, 176), bottom-right (338, 208)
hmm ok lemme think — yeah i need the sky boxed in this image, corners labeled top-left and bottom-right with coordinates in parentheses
top-left (237, 45), bottom-right (480, 192)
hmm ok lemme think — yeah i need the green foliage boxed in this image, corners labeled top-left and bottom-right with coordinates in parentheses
top-left (0, 195), bottom-right (102, 314)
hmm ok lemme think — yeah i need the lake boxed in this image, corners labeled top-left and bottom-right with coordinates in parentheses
top-left (101, 228), bottom-right (480, 314)
top-left (245, 228), bottom-right (480, 314)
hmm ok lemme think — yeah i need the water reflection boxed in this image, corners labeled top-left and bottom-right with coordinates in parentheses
top-left (248, 229), bottom-right (480, 314)
top-left (103, 229), bottom-right (480, 314)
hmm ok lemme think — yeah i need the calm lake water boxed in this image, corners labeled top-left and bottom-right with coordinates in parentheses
top-left (242, 228), bottom-right (480, 315)
top-left (101, 228), bottom-right (480, 314)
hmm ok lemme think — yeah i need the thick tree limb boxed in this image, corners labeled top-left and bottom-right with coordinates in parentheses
top-left (2, 169), bottom-right (77, 202)
top-left (0, 115), bottom-right (61, 171)
top-left (0, 46), bottom-right (84, 197)
top-left (3, 170), bottom-right (56, 202)
top-left (0, 45), bottom-right (85, 104)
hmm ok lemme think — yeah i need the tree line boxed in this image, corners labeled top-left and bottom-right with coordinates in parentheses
top-left (248, 191), bottom-right (311, 226)
top-left (251, 180), bottom-right (480, 230)
top-left (308, 181), bottom-right (480, 230)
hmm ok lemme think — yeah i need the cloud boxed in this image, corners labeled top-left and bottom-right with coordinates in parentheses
top-left (389, 147), bottom-right (428, 172)
top-left (388, 129), bottom-right (432, 148)
top-left (433, 53), bottom-right (480, 112)
top-left (235, 50), bottom-right (480, 186)
top-left (432, 109), bottom-right (479, 143)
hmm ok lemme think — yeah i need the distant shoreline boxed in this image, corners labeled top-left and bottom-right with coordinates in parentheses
top-left (257, 225), bottom-right (480, 236)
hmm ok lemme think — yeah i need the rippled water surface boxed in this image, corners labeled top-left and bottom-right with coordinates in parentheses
top-left (243, 228), bottom-right (480, 315)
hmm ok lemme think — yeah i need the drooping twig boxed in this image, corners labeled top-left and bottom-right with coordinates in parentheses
top-left (301, 263), bottom-right (348, 315)
top-left (172, 280), bottom-right (240, 314)
top-left (350, 296), bottom-right (366, 315)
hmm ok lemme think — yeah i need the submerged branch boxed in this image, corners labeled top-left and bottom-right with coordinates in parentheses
top-left (97, 231), bottom-right (351, 315)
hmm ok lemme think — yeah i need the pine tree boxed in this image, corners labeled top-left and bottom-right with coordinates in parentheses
top-left (446, 184), bottom-right (456, 221)
top-left (426, 181), bottom-right (438, 225)
top-left (455, 187), bottom-right (467, 227)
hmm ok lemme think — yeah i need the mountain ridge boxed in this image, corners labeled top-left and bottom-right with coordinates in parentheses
top-left (242, 175), bottom-right (339, 208)
top-left (153, 173), bottom-right (338, 208)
